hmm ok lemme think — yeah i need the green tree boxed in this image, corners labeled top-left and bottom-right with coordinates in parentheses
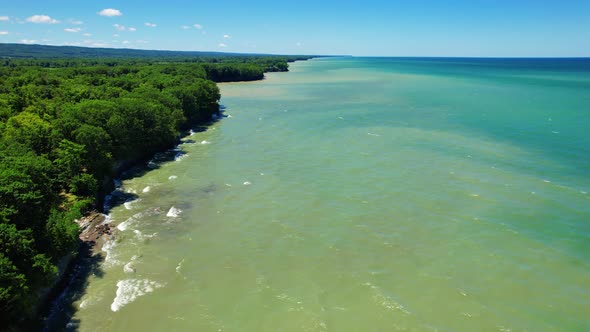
top-left (3, 112), bottom-right (53, 154)
top-left (53, 139), bottom-right (85, 185)
top-left (0, 224), bottom-right (56, 323)
top-left (0, 151), bottom-right (54, 230)
top-left (45, 208), bottom-right (80, 258)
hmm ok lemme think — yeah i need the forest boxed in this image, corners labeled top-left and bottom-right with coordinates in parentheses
top-left (0, 50), bottom-right (309, 325)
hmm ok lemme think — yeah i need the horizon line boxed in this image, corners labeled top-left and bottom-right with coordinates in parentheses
top-left (1, 42), bottom-right (589, 59)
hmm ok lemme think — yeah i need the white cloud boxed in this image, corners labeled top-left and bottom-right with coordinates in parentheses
top-left (20, 39), bottom-right (37, 44)
top-left (181, 25), bottom-right (190, 30)
top-left (26, 15), bottom-right (60, 24)
top-left (64, 27), bottom-right (82, 33)
top-left (113, 24), bottom-right (136, 32)
top-left (83, 33), bottom-right (92, 36)
top-left (69, 19), bottom-right (83, 25)
top-left (193, 23), bottom-right (202, 29)
top-left (218, 43), bottom-right (227, 48)
top-left (122, 40), bottom-right (129, 44)
top-left (223, 34), bottom-right (230, 39)
top-left (113, 34), bottom-right (120, 37)
top-left (0, 16), bottom-right (9, 21)
top-left (0, 31), bottom-right (8, 35)
top-left (296, 42), bottom-right (302, 47)
top-left (144, 22), bottom-right (156, 27)
top-left (136, 40), bottom-right (148, 44)
top-left (98, 8), bottom-right (122, 17)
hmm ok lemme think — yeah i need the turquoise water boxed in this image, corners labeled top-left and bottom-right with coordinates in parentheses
top-left (65, 57), bottom-right (590, 331)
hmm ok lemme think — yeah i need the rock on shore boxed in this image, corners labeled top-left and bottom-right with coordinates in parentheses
top-left (77, 211), bottom-right (113, 251)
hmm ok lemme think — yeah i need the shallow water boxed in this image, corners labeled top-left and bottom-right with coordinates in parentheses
top-left (66, 57), bottom-right (590, 331)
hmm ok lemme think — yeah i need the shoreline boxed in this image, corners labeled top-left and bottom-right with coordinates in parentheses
top-left (35, 60), bottom-right (311, 330)
top-left (37, 120), bottom-right (222, 330)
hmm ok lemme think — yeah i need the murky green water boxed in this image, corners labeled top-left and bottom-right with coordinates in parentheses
top-left (65, 58), bottom-right (590, 331)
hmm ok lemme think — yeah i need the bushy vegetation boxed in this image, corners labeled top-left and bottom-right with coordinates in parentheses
top-left (0, 52), bottom-right (308, 325)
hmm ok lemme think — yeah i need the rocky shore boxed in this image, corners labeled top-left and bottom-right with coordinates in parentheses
top-left (36, 212), bottom-right (114, 331)
top-left (77, 211), bottom-right (113, 250)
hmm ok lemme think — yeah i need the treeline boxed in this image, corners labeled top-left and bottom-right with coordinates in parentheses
top-left (0, 56), bottom-right (300, 82)
top-left (0, 55), bottom-right (306, 325)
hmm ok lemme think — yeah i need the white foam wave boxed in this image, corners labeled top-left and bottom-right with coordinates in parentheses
top-left (124, 198), bottom-right (141, 210)
top-left (243, 181), bottom-right (251, 186)
top-left (102, 238), bottom-right (119, 266)
top-left (142, 186), bottom-right (151, 193)
top-left (200, 140), bottom-right (210, 145)
top-left (78, 299), bottom-right (90, 309)
top-left (117, 217), bottom-right (137, 231)
top-left (174, 152), bottom-right (187, 161)
top-left (110, 279), bottom-right (163, 312)
top-left (123, 262), bottom-right (136, 274)
top-left (169, 175), bottom-right (178, 180)
top-left (134, 229), bottom-right (157, 241)
top-left (103, 214), bottom-right (113, 224)
top-left (167, 206), bottom-right (182, 218)
top-left (176, 258), bottom-right (185, 274)
top-left (79, 294), bottom-right (102, 310)
top-left (118, 208), bottom-right (160, 231)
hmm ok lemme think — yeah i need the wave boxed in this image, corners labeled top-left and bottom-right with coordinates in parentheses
top-left (110, 279), bottom-right (163, 312)
top-left (133, 229), bottom-right (157, 242)
top-left (124, 198), bottom-right (141, 210)
top-left (123, 262), bottom-right (136, 274)
top-left (102, 237), bottom-right (119, 266)
top-left (116, 217), bottom-right (137, 231)
top-left (167, 206), bottom-right (182, 218)
top-left (174, 152), bottom-right (187, 161)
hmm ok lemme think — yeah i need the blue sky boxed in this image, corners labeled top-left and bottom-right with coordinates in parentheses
top-left (0, 0), bottom-right (589, 56)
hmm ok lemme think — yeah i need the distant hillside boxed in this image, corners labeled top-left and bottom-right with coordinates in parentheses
top-left (0, 43), bottom-right (313, 59)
